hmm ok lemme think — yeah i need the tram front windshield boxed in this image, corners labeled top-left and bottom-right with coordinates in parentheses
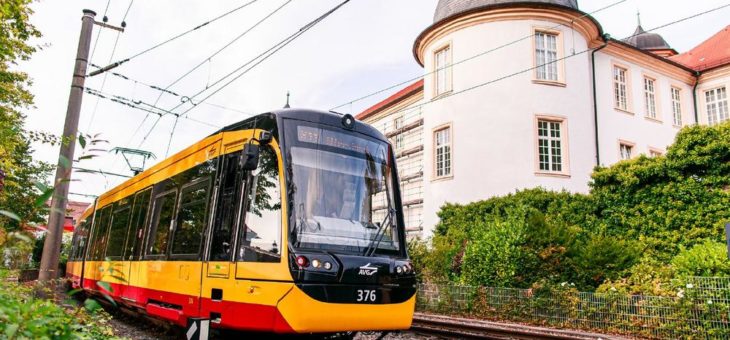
top-left (286, 122), bottom-right (401, 256)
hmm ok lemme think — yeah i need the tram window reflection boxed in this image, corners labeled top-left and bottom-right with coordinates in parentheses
top-left (237, 144), bottom-right (282, 263)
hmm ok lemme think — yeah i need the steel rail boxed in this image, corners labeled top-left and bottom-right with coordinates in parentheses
top-left (410, 313), bottom-right (630, 340)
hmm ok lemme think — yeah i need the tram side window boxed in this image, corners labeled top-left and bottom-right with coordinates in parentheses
top-left (210, 153), bottom-right (241, 261)
top-left (106, 200), bottom-right (132, 259)
top-left (147, 190), bottom-right (177, 256)
top-left (91, 206), bottom-right (113, 260)
top-left (69, 230), bottom-right (79, 261)
top-left (75, 221), bottom-right (89, 260)
top-left (171, 179), bottom-right (211, 257)
top-left (238, 144), bottom-right (282, 263)
top-left (125, 188), bottom-right (152, 260)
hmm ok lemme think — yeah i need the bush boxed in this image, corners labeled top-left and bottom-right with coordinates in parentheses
top-left (460, 206), bottom-right (531, 287)
top-left (672, 240), bottom-right (730, 278)
top-left (0, 270), bottom-right (120, 339)
top-left (571, 234), bottom-right (639, 289)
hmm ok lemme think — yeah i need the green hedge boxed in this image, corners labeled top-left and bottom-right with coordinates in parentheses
top-left (417, 122), bottom-right (730, 294)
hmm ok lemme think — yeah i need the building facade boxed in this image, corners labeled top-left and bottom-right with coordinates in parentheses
top-left (356, 0), bottom-right (730, 237)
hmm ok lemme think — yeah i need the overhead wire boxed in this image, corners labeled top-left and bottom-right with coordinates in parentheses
top-left (164, 116), bottom-right (180, 158)
top-left (89, 64), bottom-right (251, 114)
top-left (122, 0), bottom-right (135, 20)
top-left (148, 0), bottom-right (350, 152)
top-left (328, 0), bottom-right (628, 111)
top-left (149, 0), bottom-right (293, 108)
top-left (84, 87), bottom-right (220, 129)
top-left (170, 0), bottom-right (352, 118)
top-left (86, 0), bottom-right (136, 132)
top-left (88, 0), bottom-right (111, 65)
top-left (103, 0), bottom-right (259, 70)
top-left (357, 2), bottom-right (730, 121)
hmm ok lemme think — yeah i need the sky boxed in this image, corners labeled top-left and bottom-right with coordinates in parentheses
top-left (18, 0), bottom-right (730, 202)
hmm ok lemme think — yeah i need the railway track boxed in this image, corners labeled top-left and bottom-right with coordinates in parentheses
top-left (410, 313), bottom-right (629, 339)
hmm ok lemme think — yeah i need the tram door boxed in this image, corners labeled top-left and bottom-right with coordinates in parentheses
top-left (207, 148), bottom-right (243, 279)
top-left (121, 188), bottom-right (152, 304)
top-left (201, 144), bottom-right (245, 323)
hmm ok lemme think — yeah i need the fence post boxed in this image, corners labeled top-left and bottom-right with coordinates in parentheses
top-left (726, 223), bottom-right (730, 260)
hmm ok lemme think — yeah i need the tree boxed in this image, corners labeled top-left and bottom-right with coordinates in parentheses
top-left (0, 0), bottom-right (52, 231)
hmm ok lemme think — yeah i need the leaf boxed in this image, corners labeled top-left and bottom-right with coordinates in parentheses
top-left (11, 232), bottom-right (32, 243)
top-left (34, 187), bottom-right (54, 208)
top-left (0, 210), bottom-right (20, 221)
top-left (67, 288), bottom-right (84, 296)
top-left (100, 293), bottom-right (117, 307)
top-left (96, 281), bottom-right (112, 293)
top-left (109, 275), bottom-right (128, 283)
top-left (78, 133), bottom-right (87, 149)
top-left (33, 180), bottom-right (50, 192)
top-left (4, 324), bottom-right (19, 338)
top-left (77, 155), bottom-right (96, 161)
top-left (84, 298), bottom-right (101, 312)
top-left (58, 155), bottom-right (72, 170)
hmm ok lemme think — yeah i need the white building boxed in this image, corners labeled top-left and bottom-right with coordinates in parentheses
top-left (356, 0), bottom-right (730, 237)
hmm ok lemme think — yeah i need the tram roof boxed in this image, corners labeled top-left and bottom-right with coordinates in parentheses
top-left (213, 108), bottom-right (388, 143)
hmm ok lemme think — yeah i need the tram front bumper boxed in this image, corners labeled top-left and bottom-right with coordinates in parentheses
top-left (275, 285), bottom-right (416, 333)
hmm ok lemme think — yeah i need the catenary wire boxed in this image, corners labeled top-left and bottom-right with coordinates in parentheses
top-left (170, 0), bottom-right (351, 118)
top-left (105, 0), bottom-right (259, 69)
top-left (149, 0), bottom-right (293, 108)
top-left (328, 0), bottom-right (628, 111)
top-left (122, 0), bottom-right (134, 21)
top-left (88, 0), bottom-right (111, 65)
top-left (89, 64), bottom-right (252, 114)
top-left (164, 116), bottom-right (180, 158)
top-left (152, 0), bottom-right (350, 152)
top-left (84, 87), bottom-right (220, 129)
top-left (88, 65), bottom-right (251, 146)
top-left (86, 0), bottom-right (136, 132)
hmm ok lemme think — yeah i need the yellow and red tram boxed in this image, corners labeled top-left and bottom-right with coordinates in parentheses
top-left (66, 109), bottom-right (416, 334)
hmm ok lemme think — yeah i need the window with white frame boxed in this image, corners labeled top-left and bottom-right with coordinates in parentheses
top-left (434, 46), bottom-right (452, 96)
top-left (535, 31), bottom-right (559, 81)
top-left (394, 116), bottom-right (405, 150)
top-left (649, 149), bottom-right (662, 157)
top-left (671, 87), bottom-right (682, 126)
top-left (706, 87), bottom-right (729, 126)
top-left (644, 77), bottom-right (657, 119)
top-left (537, 119), bottom-right (564, 172)
top-left (434, 126), bottom-right (451, 178)
top-left (614, 66), bottom-right (628, 110)
top-left (620, 143), bottom-right (633, 160)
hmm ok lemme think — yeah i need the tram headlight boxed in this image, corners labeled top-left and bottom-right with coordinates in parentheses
top-left (295, 255), bottom-right (309, 268)
top-left (323, 262), bottom-right (332, 270)
top-left (311, 259), bottom-right (321, 268)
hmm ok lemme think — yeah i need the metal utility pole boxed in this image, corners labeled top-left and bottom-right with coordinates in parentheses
top-left (38, 9), bottom-right (96, 281)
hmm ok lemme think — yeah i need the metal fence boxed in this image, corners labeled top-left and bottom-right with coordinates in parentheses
top-left (417, 278), bottom-right (730, 339)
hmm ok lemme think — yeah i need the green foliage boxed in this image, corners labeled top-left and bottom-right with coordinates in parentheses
top-left (0, 0), bottom-right (53, 232)
top-left (0, 270), bottom-right (121, 339)
top-left (590, 122), bottom-right (730, 259)
top-left (460, 206), bottom-right (530, 287)
top-left (571, 234), bottom-right (639, 289)
top-left (672, 240), bottom-right (730, 278)
top-left (415, 122), bottom-right (730, 292)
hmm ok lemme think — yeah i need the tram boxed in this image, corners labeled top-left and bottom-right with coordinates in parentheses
top-left (66, 109), bottom-right (416, 334)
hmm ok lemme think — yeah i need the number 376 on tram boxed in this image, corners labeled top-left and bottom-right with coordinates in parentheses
top-left (66, 109), bottom-right (416, 334)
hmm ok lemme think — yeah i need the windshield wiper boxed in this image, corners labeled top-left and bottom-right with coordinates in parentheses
top-left (363, 207), bottom-right (394, 257)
